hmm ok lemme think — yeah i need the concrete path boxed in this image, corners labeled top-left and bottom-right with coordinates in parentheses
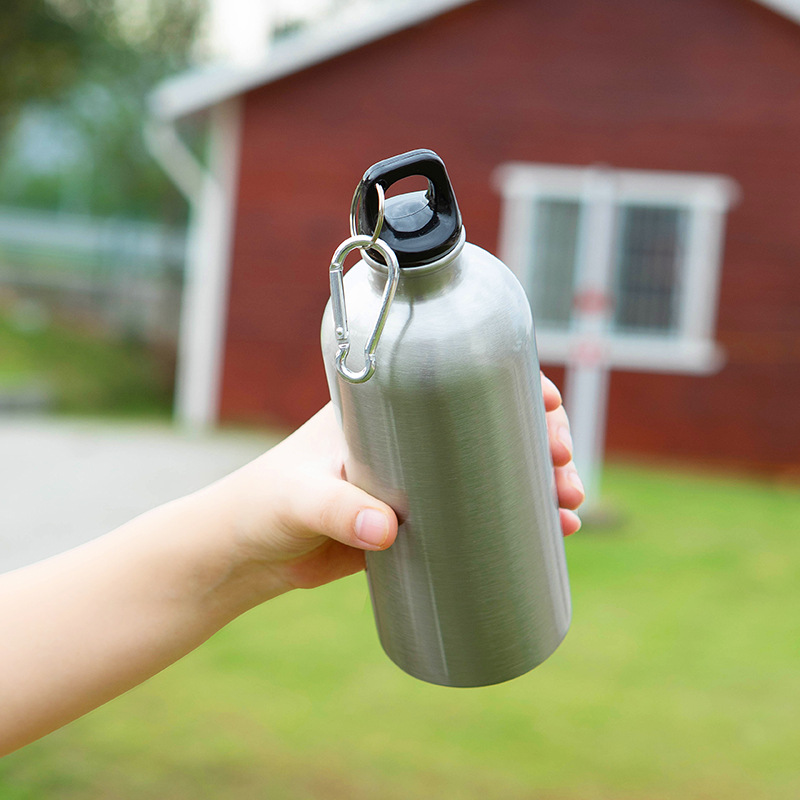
top-left (0, 416), bottom-right (282, 572)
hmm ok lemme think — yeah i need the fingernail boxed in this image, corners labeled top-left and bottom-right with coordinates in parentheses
top-left (563, 510), bottom-right (582, 536)
top-left (568, 468), bottom-right (585, 498)
top-left (543, 375), bottom-right (562, 403)
top-left (558, 425), bottom-right (573, 456)
top-left (355, 509), bottom-right (390, 549)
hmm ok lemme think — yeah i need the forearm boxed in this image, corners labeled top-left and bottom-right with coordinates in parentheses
top-left (0, 478), bottom-right (281, 755)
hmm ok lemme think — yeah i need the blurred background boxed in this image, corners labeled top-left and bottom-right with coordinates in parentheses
top-left (0, 0), bottom-right (798, 798)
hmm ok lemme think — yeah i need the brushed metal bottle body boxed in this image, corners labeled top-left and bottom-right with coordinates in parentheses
top-left (322, 240), bottom-right (571, 687)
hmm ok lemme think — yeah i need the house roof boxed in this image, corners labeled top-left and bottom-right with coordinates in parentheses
top-left (149, 0), bottom-right (477, 121)
top-left (149, 0), bottom-right (800, 122)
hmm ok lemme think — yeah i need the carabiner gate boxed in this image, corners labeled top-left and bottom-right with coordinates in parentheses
top-left (329, 235), bottom-right (399, 384)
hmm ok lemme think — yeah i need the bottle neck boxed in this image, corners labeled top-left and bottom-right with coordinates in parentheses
top-left (364, 228), bottom-right (466, 296)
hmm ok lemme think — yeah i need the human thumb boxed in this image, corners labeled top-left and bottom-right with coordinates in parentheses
top-left (281, 473), bottom-right (398, 552)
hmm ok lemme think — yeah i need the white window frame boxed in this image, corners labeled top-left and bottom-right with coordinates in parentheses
top-left (495, 163), bottom-right (739, 374)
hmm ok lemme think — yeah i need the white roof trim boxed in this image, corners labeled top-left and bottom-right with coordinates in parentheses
top-left (150, 0), bottom-right (800, 121)
top-left (150, 0), bottom-right (476, 121)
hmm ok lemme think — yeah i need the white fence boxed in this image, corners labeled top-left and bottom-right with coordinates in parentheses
top-left (0, 207), bottom-right (186, 344)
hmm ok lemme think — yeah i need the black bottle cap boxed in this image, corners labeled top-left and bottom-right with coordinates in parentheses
top-left (355, 149), bottom-right (462, 268)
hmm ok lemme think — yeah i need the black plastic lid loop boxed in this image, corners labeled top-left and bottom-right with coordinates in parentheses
top-left (355, 149), bottom-right (462, 268)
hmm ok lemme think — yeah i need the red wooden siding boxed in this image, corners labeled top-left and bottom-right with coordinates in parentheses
top-left (221, 0), bottom-right (800, 472)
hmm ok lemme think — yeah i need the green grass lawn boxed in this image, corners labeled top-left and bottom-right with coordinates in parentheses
top-left (0, 312), bottom-right (173, 417)
top-left (1, 463), bottom-right (798, 799)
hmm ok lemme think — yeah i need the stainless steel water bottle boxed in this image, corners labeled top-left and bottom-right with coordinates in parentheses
top-left (321, 149), bottom-right (571, 687)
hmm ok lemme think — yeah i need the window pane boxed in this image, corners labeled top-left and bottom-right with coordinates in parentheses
top-left (530, 199), bottom-right (579, 328)
top-left (613, 204), bottom-right (687, 334)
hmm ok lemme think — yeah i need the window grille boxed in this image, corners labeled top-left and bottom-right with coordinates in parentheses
top-left (496, 164), bottom-right (737, 373)
top-left (613, 203), bottom-right (688, 335)
top-left (530, 199), bottom-right (579, 329)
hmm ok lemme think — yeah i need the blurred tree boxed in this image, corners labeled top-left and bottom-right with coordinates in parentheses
top-left (0, 0), bottom-right (204, 222)
top-left (0, 3), bottom-right (83, 137)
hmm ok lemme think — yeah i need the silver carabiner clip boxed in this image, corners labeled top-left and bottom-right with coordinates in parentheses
top-left (329, 234), bottom-right (399, 384)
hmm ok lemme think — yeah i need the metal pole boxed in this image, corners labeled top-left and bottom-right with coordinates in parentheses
top-left (564, 167), bottom-right (616, 512)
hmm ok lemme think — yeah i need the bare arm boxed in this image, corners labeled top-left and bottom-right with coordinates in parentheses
top-left (0, 485), bottom-right (272, 754)
top-left (0, 379), bottom-right (583, 755)
top-left (0, 409), bottom-right (395, 754)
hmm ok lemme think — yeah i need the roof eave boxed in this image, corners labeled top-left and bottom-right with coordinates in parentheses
top-left (149, 0), bottom-right (477, 121)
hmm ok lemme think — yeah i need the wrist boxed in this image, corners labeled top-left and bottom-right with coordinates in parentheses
top-left (149, 478), bottom-right (291, 625)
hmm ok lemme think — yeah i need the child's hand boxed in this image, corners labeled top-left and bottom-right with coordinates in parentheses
top-left (225, 374), bottom-right (584, 598)
top-left (225, 403), bottom-right (399, 596)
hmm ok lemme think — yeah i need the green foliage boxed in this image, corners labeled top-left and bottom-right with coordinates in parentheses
top-left (0, 312), bottom-right (173, 417)
top-left (1, 464), bottom-right (798, 798)
top-left (0, 3), bottom-right (83, 135)
top-left (0, 0), bottom-right (204, 222)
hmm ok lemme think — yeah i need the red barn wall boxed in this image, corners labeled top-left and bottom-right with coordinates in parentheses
top-left (222, 0), bottom-right (800, 473)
